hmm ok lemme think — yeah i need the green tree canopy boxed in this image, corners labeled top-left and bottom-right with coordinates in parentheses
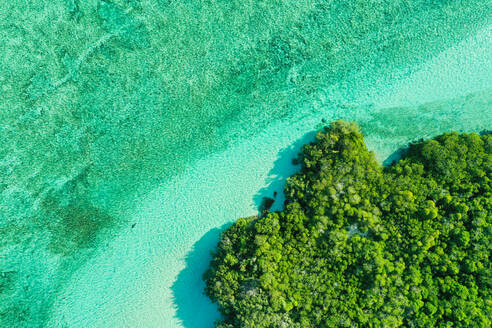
top-left (204, 121), bottom-right (491, 328)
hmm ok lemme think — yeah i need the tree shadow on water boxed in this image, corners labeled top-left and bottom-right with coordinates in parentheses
top-left (382, 147), bottom-right (409, 167)
top-left (253, 130), bottom-right (317, 215)
top-left (172, 129), bottom-right (318, 327)
top-left (171, 223), bottom-right (231, 328)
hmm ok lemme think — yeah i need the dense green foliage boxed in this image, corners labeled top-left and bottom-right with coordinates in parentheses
top-left (204, 121), bottom-right (491, 327)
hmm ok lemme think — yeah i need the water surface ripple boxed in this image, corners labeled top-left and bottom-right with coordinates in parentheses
top-left (0, 1), bottom-right (491, 327)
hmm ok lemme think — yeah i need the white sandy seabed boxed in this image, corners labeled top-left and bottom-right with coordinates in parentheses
top-left (47, 26), bottom-right (491, 328)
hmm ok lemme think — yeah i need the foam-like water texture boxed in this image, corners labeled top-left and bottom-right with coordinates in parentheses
top-left (0, 0), bottom-right (491, 327)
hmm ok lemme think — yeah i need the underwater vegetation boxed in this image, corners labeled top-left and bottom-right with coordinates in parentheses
top-left (0, 164), bottom-right (118, 326)
top-left (0, 0), bottom-right (490, 326)
top-left (205, 121), bottom-right (491, 327)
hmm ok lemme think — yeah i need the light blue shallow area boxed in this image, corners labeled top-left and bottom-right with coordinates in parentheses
top-left (0, 1), bottom-right (491, 327)
top-left (49, 27), bottom-right (491, 328)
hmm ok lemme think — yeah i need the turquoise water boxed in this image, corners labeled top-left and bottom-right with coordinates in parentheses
top-left (0, 1), bottom-right (491, 327)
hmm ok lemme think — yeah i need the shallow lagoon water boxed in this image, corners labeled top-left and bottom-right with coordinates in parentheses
top-left (50, 27), bottom-right (491, 328)
top-left (0, 1), bottom-right (491, 327)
